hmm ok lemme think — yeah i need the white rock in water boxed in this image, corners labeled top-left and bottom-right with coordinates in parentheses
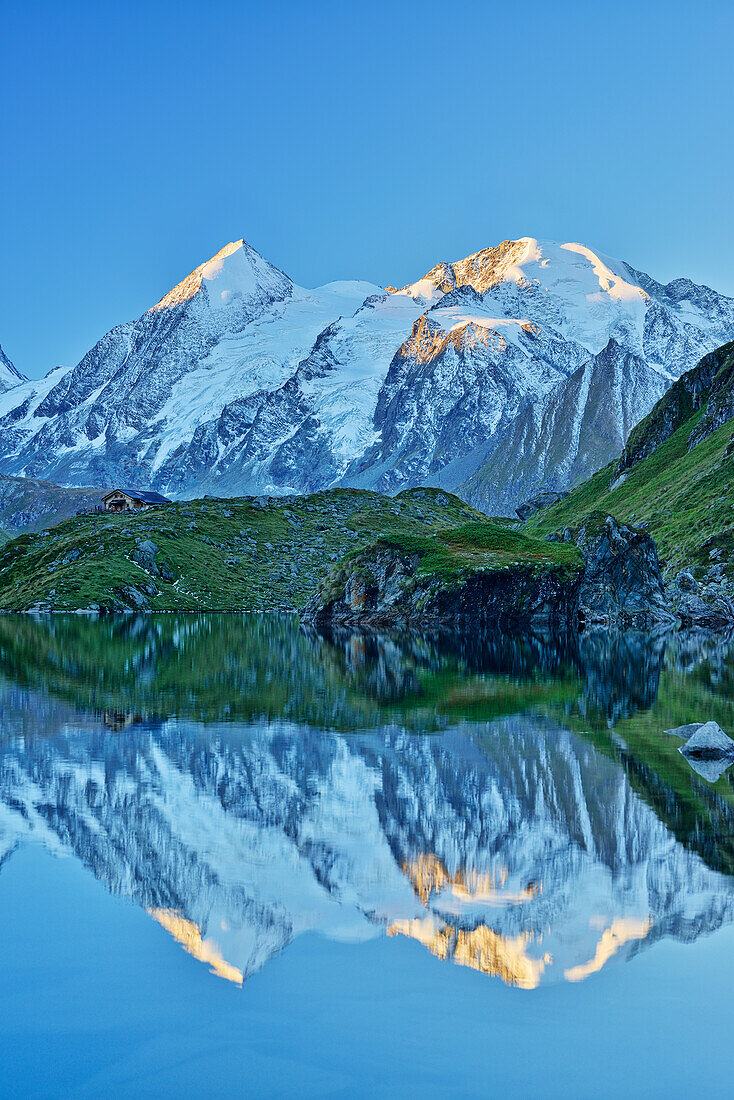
top-left (680, 721), bottom-right (734, 758)
top-left (666, 722), bottom-right (705, 739)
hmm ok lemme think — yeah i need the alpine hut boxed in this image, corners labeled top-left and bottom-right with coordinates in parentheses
top-left (102, 488), bottom-right (171, 513)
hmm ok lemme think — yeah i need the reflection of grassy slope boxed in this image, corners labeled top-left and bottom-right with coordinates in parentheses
top-left (555, 667), bottom-right (734, 876)
top-left (0, 614), bottom-right (583, 733)
top-left (2, 614), bottom-right (730, 740)
top-left (3, 612), bottom-right (734, 876)
top-left (525, 409), bottom-right (734, 578)
top-left (0, 487), bottom-right (486, 612)
top-left (410, 668), bottom-right (581, 723)
top-left (0, 615), bottom-right (392, 730)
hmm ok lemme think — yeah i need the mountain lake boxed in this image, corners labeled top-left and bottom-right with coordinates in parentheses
top-left (2, 613), bottom-right (734, 1098)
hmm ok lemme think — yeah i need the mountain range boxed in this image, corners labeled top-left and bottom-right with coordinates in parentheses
top-left (1, 237), bottom-right (733, 512)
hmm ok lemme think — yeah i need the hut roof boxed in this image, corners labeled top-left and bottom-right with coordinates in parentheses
top-left (103, 488), bottom-right (171, 504)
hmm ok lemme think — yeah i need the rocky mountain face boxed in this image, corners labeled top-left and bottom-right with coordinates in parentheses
top-left (0, 342), bottom-right (24, 394)
top-left (462, 339), bottom-right (671, 515)
top-left (0, 472), bottom-right (102, 538)
top-left (2, 686), bottom-right (734, 989)
top-left (617, 339), bottom-right (734, 474)
top-left (1, 238), bottom-right (733, 512)
top-left (523, 338), bottom-right (734, 625)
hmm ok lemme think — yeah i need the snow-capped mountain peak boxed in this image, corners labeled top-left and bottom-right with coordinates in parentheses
top-left (0, 342), bottom-right (25, 394)
top-left (150, 238), bottom-right (293, 313)
top-left (0, 234), bottom-right (732, 510)
top-left (559, 242), bottom-right (649, 304)
top-left (401, 238), bottom-right (649, 325)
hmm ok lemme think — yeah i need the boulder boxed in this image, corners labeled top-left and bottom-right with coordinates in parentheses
top-left (665, 722), bottom-right (707, 740)
top-left (679, 721), bottom-right (734, 759)
top-left (667, 570), bottom-right (734, 628)
top-left (132, 539), bottom-right (176, 582)
top-left (675, 571), bottom-right (698, 593)
top-left (113, 581), bottom-right (159, 611)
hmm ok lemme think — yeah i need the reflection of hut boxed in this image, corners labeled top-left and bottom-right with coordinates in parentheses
top-left (103, 710), bottom-right (143, 732)
top-left (103, 488), bottom-right (171, 513)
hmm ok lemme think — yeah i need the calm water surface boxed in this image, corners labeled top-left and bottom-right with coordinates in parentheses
top-left (2, 615), bottom-right (734, 1098)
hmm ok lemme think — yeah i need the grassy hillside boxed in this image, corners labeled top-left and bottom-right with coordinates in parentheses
top-left (360, 522), bottom-right (581, 580)
top-left (0, 487), bottom-right (492, 612)
top-left (3, 342), bottom-right (733, 611)
top-left (525, 356), bottom-right (734, 581)
top-left (619, 339), bottom-right (734, 472)
top-left (312, 520), bottom-right (583, 621)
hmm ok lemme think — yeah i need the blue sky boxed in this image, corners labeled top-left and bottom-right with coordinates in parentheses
top-left (1, 0), bottom-right (733, 379)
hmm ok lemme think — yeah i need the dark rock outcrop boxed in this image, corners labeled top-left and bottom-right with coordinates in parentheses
top-left (303, 546), bottom-right (580, 629)
top-left (305, 514), bottom-right (677, 631)
top-left (574, 515), bottom-right (675, 628)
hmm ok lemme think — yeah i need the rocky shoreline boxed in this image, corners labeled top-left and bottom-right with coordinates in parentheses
top-left (303, 514), bottom-right (733, 634)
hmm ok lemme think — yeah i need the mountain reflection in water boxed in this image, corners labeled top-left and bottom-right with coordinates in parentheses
top-left (1, 614), bottom-right (734, 990)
